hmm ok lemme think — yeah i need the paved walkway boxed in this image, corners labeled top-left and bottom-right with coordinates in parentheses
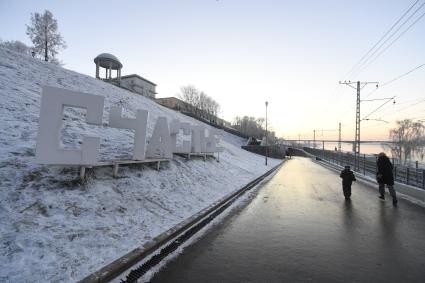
top-left (149, 157), bottom-right (425, 282)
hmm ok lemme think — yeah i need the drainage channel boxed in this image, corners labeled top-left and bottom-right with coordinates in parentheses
top-left (79, 162), bottom-right (282, 283)
top-left (121, 163), bottom-right (282, 282)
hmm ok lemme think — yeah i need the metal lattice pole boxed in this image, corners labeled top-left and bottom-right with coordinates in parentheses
top-left (339, 80), bottom-right (378, 171)
top-left (338, 122), bottom-right (341, 152)
top-left (355, 81), bottom-right (361, 171)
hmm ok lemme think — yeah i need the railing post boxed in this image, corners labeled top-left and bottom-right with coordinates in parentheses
top-left (348, 152), bottom-right (350, 168)
top-left (363, 154), bottom-right (366, 175)
top-left (394, 166), bottom-right (397, 182)
top-left (416, 161), bottom-right (419, 186)
top-left (339, 151), bottom-right (341, 166)
top-left (407, 167), bottom-right (410, 185)
top-left (375, 155), bottom-right (378, 174)
top-left (422, 169), bottom-right (425, 190)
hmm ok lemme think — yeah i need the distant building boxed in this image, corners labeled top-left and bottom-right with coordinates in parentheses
top-left (156, 97), bottom-right (194, 113)
top-left (120, 74), bottom-right (157, 99)
top-left (156, 97), bottom-right (231, 127)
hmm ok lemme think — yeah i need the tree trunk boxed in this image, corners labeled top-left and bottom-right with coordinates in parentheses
top-left (45, 39), bottom-right (48, 61)
top-left (44, 25), bottom-right (48, 62)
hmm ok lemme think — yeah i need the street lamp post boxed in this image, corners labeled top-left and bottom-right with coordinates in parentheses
top-left (265, 101), bottom-right (268, 166)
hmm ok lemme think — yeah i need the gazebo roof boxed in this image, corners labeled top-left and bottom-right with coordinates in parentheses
top-left (94, 53), bottom-right (122, 69)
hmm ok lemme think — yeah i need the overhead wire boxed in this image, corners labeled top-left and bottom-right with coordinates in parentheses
top-left (364, 63), bottom-right (425, 97)
top-left (396, 98), bottom-right (425, 112)
top-left (333, 1), bottom-right (422, 128)
top-left (362, 97), bottom-right (396, 120)
top-left (332, 1), bottom-right (424, 134)
top-left (353, 6), bottom-right (425, 77)
top-left (343, 0), bottom-right (421, 79)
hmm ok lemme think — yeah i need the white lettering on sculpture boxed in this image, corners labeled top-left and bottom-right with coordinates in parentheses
top-left (35, 86), bottom-right (224, 165)
top-left (169, 119), bottom-right (191, 154)
top-left (109, 106), bottom-right (148, 160)
top-left (146, 117), bottom-right (172, 159)
top-left (35, 86), bottom-right (104, 165)
top-left (190, 125), bottom-right (205, 153)
top-left (205, 128), bottom-right (223, 153)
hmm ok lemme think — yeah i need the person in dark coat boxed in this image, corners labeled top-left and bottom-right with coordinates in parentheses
top-left (376, 152), bottom-right (398, 205)
top-left (340, 165), bottom-right (356, 200)
top-left (286, 148), bottom-right (293, 159)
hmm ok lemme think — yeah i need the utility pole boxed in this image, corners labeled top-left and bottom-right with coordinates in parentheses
top-left (313, 130), bottom-right (316, 148)
top-left (338, 123), bottom-right (341, 152)
top-left (339, 81), bottom-right (378, 170)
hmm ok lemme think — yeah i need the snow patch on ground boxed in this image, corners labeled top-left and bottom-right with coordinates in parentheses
top-left (0, 48), bottom-right (281, 282)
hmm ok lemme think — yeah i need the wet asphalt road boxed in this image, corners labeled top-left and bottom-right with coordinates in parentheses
top-left (149, 157), bottom-right (425, 283)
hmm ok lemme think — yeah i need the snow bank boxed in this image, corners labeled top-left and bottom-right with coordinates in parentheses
top-left (0, 47), bottom-right (281, 282)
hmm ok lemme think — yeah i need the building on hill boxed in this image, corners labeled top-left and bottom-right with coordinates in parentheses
top-left (156, 97), bottom-right (231, 127)
top-left (119, 74), bottom-right (157, 99)
top-left (94, 53), bottom-right (157, 99)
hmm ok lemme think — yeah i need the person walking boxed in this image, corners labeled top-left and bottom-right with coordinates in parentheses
top-left (286, 148), bottom-right (293, 159)
top-left (376, 152), bottom-right (398, 205)
top-left (340, 165), bottom-right (356, 200)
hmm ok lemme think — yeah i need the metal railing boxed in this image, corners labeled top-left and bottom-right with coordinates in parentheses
top-left (303, 147), bottom-right (425, 190)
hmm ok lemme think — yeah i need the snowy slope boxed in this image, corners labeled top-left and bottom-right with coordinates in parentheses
top-left (0, 47), bottom-right (280, 282)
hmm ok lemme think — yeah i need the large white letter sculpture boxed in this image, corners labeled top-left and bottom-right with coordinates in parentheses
top-left (191, 125), bottom-right (205, 153)
top-left (205, 128), bottom-right (224, 153)
top-left (169, 119), bottom-right (191, 154)
top-left (109, 106), bottom-right (148, 160)
top-left (35, 87), bottom-right (224, 165)
top-left (146, 117), bottom-right (173, 159)
top-left (35, 86), bottom-right (104, 164)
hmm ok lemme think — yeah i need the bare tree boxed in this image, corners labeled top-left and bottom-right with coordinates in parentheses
top-left (232, 116), bottom-right (275, 141)
top-left (26, 10), bottom-right (66, 62)
top-left (389, 119), bottom-right (425, 165)
top-left (0, 39), bottom-right (31, 55)
top-left (178, 85), bottom-right (199, 106)
top-left (178, 85), bottom-right (220, 117)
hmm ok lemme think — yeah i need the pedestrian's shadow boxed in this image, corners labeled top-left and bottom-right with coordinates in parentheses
top-left (378, 201), bottom-right (399, 241)
top-left (342, 199), bottom-right (355, 232)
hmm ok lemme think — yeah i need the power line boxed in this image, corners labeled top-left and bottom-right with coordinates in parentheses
top-left (362, 121), bottom-right (393, 129)
top-left (395, 97), bottom-right (425, 105)
top-left (362, 96), bottom-right (396, 120)
top-left (353, 6), bottom-right (425, 77)
top-left (364, 98), bottom-right (425, 125)
top-left (344, 0), bottom-right (421, 79)
top-left (380, 63), bottom-right (425, 87)
top-left (403, 109), bottom-right (425, 116)
top-left (335, 1), bottom-right (422, 124)
top-left (333, 2), bottom-right (424, 135)
top-left (396, 98), bottom-right (425, 112)
top-left (365, 63), bottom-right (425, 97)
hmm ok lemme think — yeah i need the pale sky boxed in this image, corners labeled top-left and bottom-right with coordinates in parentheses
top-left (1, 0), bottom-right (424, 141)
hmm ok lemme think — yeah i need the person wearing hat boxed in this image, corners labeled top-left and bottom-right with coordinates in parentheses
top-left (340, 165), bottom-right (356, 200)
top-left (376, 152), bottom-right (398, 205)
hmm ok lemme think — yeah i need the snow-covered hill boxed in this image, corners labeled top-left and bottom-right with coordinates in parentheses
top-left (0, 47), bottom-right (280, 282)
